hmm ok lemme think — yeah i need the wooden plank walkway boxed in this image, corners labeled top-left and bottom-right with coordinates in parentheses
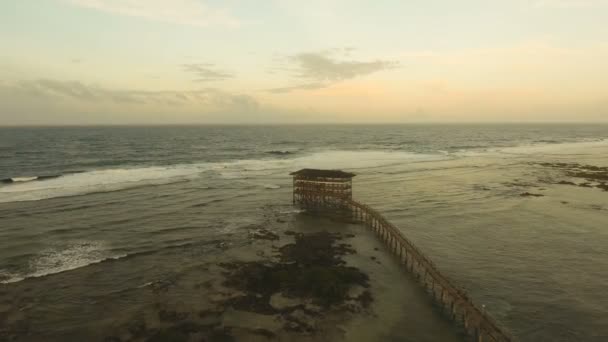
top-left (346, 199), bottom-right (515, 342)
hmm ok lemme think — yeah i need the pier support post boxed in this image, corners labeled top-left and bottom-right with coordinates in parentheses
top-left (450, 301), bottom-right (456, 320)
top-left (293, 192), bottom-right (515, 342)
top-left (475, 327), bottom-right (483, 342)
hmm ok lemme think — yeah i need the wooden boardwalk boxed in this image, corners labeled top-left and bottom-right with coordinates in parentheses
top-left (347, 199), bottom-right (514, 342)
top-left (290, 168), bottom-right (515, 341)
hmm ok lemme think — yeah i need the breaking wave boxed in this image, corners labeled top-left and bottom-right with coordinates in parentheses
top-left (3, 139), bottom-right (605, 204)
top-left (0, 150), bottom-right (451, 203)
top-left (1, 175), bottom-right (62, 184)
top-left (0, 241), bottom-right (126, 284)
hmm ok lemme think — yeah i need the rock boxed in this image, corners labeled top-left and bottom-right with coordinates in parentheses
top-left (222, 232), bottom-right (370, 309)
top-left (347, 285), bottom-right (366, 299)
top-left (270, 293), bottom-right (303, 311)
top-left (283, 310), bottom-right (315, 333)
top-left (358, 290), bottom-right (373, 308)
top-left (289, 310), bottom-right (316, 327)
top-left (208, 290), bottom-right (246, 304)
top-left (520, 192), bottom-right (544, 197)
top-left (304, 302), bottom-right (322, 314)
top-left (342, 300), bottom-right (362, 313)
top-left (250, 229), bottom-right (279, 241)
top-left (557, 180), bottom-right (577, 185)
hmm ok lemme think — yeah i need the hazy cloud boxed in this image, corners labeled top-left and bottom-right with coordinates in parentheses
top-left (270, 51), bottom-right (398, 93)
top-left (182, 63), bottom-right (234, 82)
top-left (63, 0), bottom-right (240, 27)
top-left (266, 82), bottom-right (326, 94)
top-left (1, 78), bottom-right (258, 110)
top-left (290, 52), bottom-right (397, 82)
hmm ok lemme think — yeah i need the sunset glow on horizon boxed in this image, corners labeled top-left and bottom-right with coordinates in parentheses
top-left (1, 0), bottom-right (608, 124)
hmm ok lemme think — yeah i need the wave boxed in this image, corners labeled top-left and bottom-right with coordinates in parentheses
top-left (0, 239), bottom-right (226, 284)
top-left (0, 166), bottom-right (204, 203)
top-left (265, 150), bottom-right (295, 156)
top-left (291, 150), bottom-right (449, 170)
top-left (7, 139), bottom-right (606, 204)
top-left (0, 241), bottom-right (127, 284)
top-left (264, 184), bottom-right (281, 189)
top-left (1, 170), bottom-right (88, 185)
top-left (493, 138), bottom-right (608, 156)
top-left (1, 175), bottom-right (62, 184)
top-left (0, 150), bottom-right (454, 204)
top-left (452, 138), bottom-right (608, 157)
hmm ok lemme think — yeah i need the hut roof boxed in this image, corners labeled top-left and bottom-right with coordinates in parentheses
top-left (290, 169), bottom-right (356, 179)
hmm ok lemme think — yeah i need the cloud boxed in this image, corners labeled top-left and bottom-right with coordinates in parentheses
top-left (63, 0), bottom-right (240, 27)
top-left (1, 78), bottom-right (258, 110)
top-left (182, 63), bottom-right (234, 82)
top-left (270, 51), bottom-right (398, 93)
top-left (289, 52), bottom-right (398, 82)
top-left (266, 82), bottom-right (326, 94)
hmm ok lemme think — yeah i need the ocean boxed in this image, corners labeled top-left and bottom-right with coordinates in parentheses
top-left (0, 124), bottom-right (607, 341)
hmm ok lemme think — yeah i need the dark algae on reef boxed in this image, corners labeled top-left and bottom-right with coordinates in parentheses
top-left (221, 231), bottom-right (371, 312)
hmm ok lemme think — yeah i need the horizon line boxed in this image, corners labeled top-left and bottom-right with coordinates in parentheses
top-left (2, 121), bottom-right (608, 128)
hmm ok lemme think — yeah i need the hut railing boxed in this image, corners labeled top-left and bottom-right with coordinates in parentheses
top-left (345, 199), bottom-right (515, 342)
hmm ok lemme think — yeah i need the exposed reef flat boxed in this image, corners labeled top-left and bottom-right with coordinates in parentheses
top-left (499, 162), bottom-right (608, 201)
top-left (0, 208), bottom-right (462, 342)
top-left (537, 162), bottom-right (608, 191)
top-left (520, 192), bottom-right (544, 198)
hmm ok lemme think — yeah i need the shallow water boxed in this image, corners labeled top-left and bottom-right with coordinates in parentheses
top-left (1, 124), bottom-right (607, 341)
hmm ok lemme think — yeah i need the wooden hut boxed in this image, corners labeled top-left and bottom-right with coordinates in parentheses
top-left (290, 169), bottom-right (355, 209)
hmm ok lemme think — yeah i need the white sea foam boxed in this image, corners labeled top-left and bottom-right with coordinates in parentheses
top-left (0, 150), bottom-right (449, 203)
top-left (13, 140), bottom-right (605, 204)
top-left (291, 150), bottom-right (448, 170)
top-left (0, 241), bottom-right (125, 284)
top-left (264, 184), bottom-right (281, 189)
top-left (495, 138), bottom-right (608, 155)
top-left (0, 165), bottom-right (204, 203)
top-left (11, 177), bottom-right (38, 182)
top-left (453, 138), bottom-right (608, 158)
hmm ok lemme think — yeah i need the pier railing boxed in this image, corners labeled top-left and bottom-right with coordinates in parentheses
top-left (346, 199), bottom-right (515, 342)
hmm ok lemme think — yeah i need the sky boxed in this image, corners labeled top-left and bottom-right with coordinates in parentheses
top-left (1, 0), bottom-right (607, 124)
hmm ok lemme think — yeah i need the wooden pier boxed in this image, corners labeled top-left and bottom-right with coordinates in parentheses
top-left (291, 169), bottom-right (515, 342)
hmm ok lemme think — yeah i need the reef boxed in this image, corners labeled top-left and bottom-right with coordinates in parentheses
top-left (94, 231), bottom-right (372, 342)
top-left (537, 162), bottom-right (608, 191)
top-left (222, 232), bottom-right (369, 310)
